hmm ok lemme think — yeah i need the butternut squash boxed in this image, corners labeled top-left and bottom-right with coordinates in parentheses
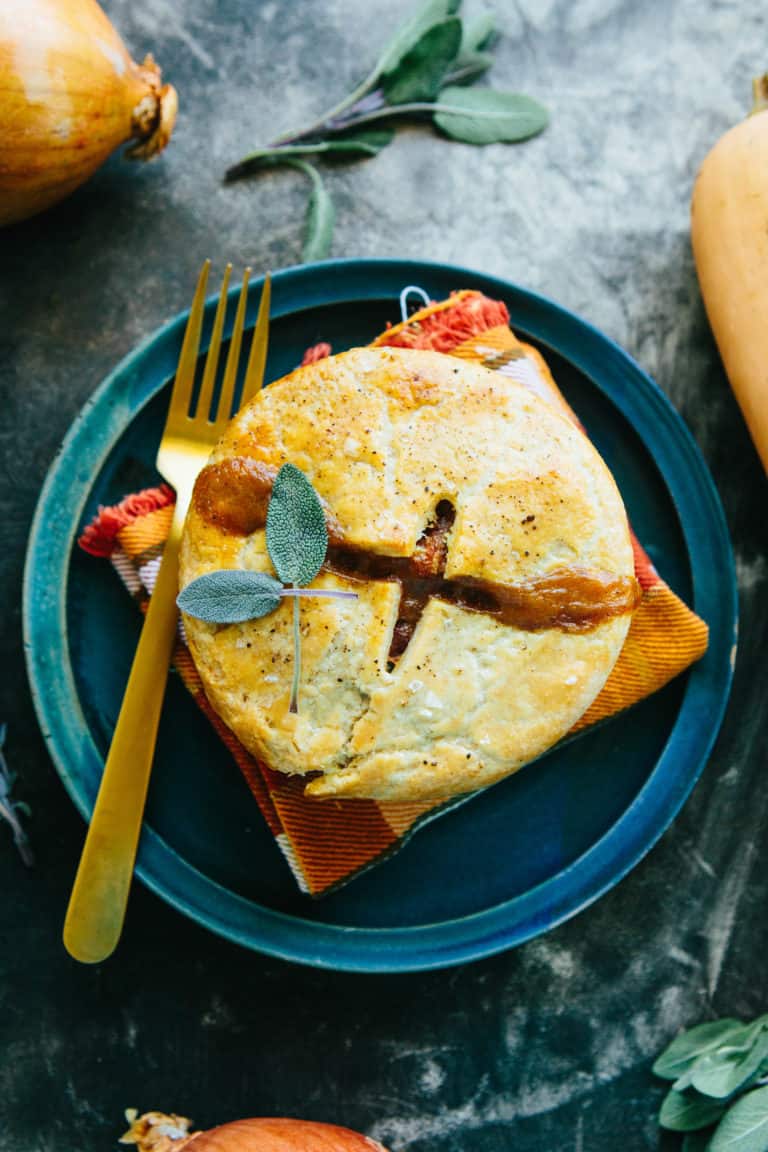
top-left (691, 75), bottom-right (768, 472)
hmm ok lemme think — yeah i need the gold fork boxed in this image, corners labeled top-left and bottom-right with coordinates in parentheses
top-left (63, 261), bottom-right (272, 963)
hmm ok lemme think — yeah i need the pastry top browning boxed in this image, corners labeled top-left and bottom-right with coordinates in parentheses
top-left (180, 347), bottom-right (638, 802)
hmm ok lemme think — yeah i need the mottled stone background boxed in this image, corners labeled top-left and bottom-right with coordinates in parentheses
top-left (1, 1), bottom-right (767, 1149)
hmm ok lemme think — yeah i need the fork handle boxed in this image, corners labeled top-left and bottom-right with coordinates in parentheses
top-left (63, 501), bottom-right (186, 963)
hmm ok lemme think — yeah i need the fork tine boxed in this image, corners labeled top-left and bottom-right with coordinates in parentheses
top-left (215, 267), bottom-right (251, 425)
top-left (240, 271), bottom-right (271, 408)
top-left (195, 263), bottom-right (232, 421)
top-left (168, 260), bottom-right (210, 424)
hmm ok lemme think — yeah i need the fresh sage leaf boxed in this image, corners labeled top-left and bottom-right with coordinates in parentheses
top-left (299, 161), bottom-right (335, 262)
top-left (266, 463), bottom-right (328, 586)
top-left (224, 131), bottom-right (393, 182)
top-left (709, 1086), bottom-right (768, 1151)
top-left (177, 571), bottom-right (283, 624)
top-left (448, 14), bottom-right (496, 83)
top-left (692, 1029), bottom-right (768, 1100)
top-left (674, 1066), bottom-right (699, 1093)
top-left (330, 128), bottom-right (395, 155)
top-left (433, 85), bottom-right (548, 144)
top-left (265, 463), bottom-right (329, 715)
top-left (690, 1049), bottom-right (751, 1101)
top-left (228, 1), bottom-right (549, 222)
top-left (443, 50), bottom-right (494, 86)
top-left (382, 17), bottom-right (462, 105)
top-left (181, 465), bottom-right (352, 716)
top-left (376, 0), bottom-right (461, 78)
top-left (654, 1020), bottom-right (749, 1081)
top-left (459, 11), bottom-right (497, 54)
top-left (660, 1088), bottom-right (727, 1133)
top-left (259, 0), bottom-right (461, 151)
top-left (223, 156), bottom-right (334, 261)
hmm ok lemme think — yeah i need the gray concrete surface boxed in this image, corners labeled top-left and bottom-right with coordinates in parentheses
top-left (1, 1), bottom-right (767, 1149)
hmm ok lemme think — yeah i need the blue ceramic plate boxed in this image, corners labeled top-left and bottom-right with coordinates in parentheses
top-left (24, 259), bottom-right (736, 972)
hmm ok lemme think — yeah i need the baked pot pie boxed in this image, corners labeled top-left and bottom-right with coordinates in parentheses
top-left (179, 346), bottom-right (641, 803)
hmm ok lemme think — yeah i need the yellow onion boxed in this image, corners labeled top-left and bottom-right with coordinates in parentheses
top-left (0, 0), bottom-right (177, 226)
top-left (120, 1111), bottom-right (391, 1152)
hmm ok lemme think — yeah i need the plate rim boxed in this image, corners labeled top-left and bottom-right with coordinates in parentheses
top-left (23, 257), bottom-right (737, 971)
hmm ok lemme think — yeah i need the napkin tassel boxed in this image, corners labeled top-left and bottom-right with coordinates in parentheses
top-left (79, 484), bottom-right (175, 557)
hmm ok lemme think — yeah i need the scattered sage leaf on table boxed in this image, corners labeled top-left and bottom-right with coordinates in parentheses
top-left (434, 85), bottom-right (549, 143)
top-left (654, 1019), bottom-right (749, 1081)
top-left (440, 11), bottom-right (496, 85)
top-left (298, 161), bottom-right (335, 262)
top-left (459, 11), bottom-right (497, 54)
top-left (673, 1066), bottom-right (698, 1092)
top-left (709, 1085), bottom-right (768, 1151)
top-left (421, 9), bottom-right (499, 88)
top-left (382, 17), bottom-right (462, 104)
top-left (177, 571), bottom-right (283, 624)
top-left (655, 1016), bottom-right (768, 1149)
top-left (265, 0), bottom-right (462, 153)
top-left (692, 1027), bottom-right (768, 1100)
top-left (255, 134), bottom-right (391, 161)
top-left (659, 1087), bottom-right (727, 1132)
top-left (250, 159), bottom-right (334, 262)
top-left (332, 128), bottom-right (396, 153)
top-left (444, 50), bottom-right (494, 86)
top-left (226, 0), bottom-right (549, 261)
top-left (376, 0), bottom-right (461, 79)
top-left (224, 130), bottom-right (394, 182)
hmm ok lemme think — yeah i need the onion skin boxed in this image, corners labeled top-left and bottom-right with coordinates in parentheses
top-left (0, 0), bottom-right (177, 226)
top-left (120, 1112), bottom-right (391, 1152)
top-left (186, 1119), bottom-right (390, 1152)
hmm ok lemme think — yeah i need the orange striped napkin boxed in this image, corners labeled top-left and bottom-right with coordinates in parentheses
top-left (79, 291), bottom-right (709, 897)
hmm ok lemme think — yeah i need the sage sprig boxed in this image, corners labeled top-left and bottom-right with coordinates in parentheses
top-left (225, 0), bottom-right (548, 260)
top-left (178, 464), bottom-right (357, 714)
top-left (654, 1014), bottom-right (768, 1149)
top-left (277, 160), bottom-right (335, 264)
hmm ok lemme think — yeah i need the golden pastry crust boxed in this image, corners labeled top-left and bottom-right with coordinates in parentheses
top-left (180, 347), bottom-right (636, 802)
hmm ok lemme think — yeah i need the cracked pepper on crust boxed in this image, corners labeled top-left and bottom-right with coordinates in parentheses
top-left (179, 346), bottom-right (638, 803)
